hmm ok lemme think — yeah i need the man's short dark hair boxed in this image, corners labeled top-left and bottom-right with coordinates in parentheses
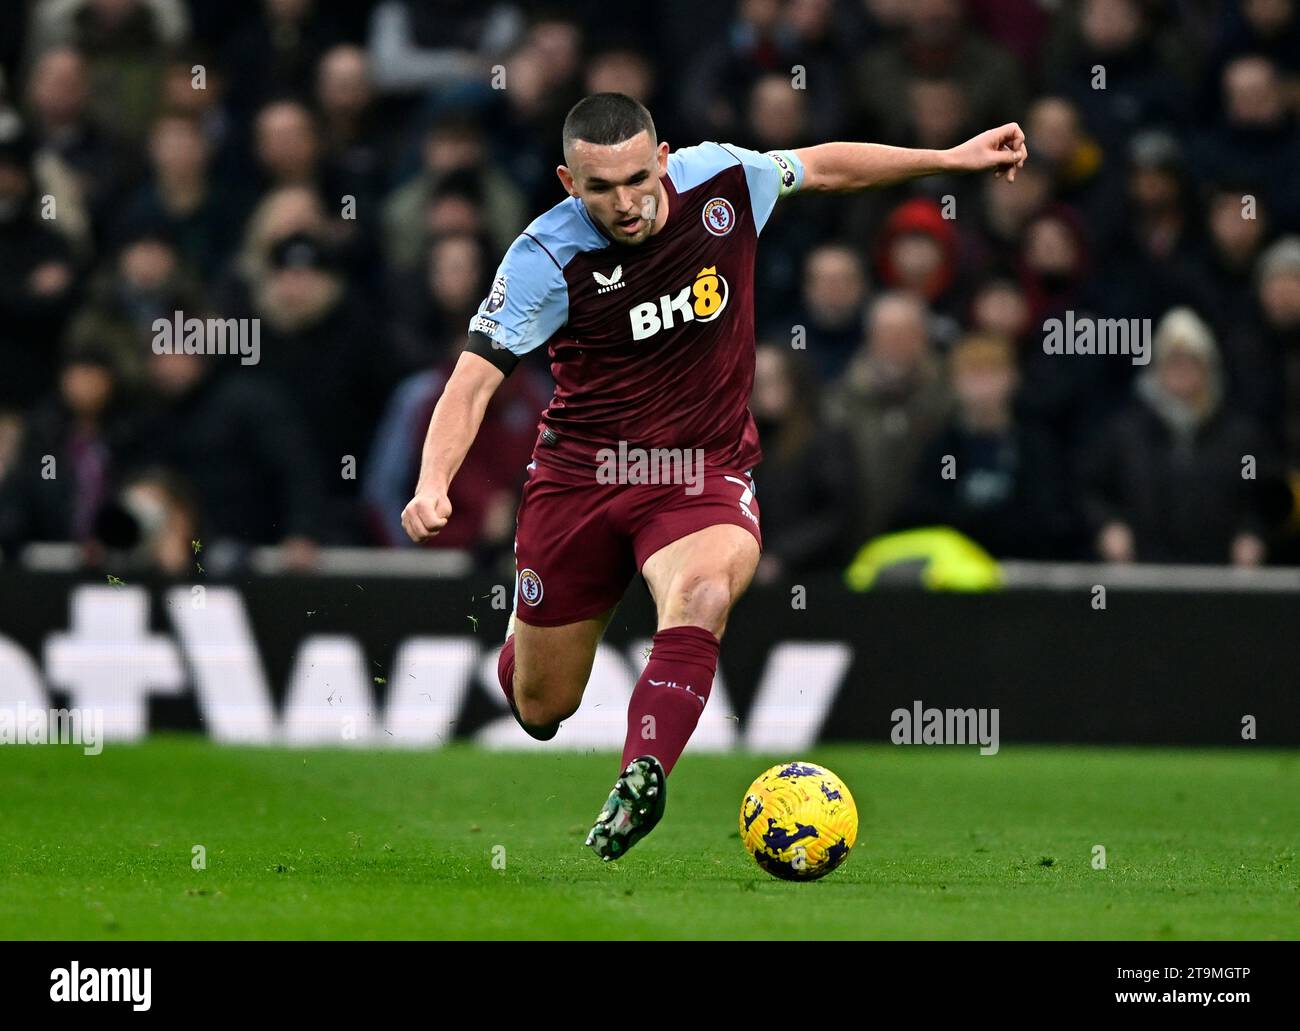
top-left (562, 93), bottom-right (656, 159)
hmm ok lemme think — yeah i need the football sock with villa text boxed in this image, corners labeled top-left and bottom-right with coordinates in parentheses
top-left (621, 625), bottom-right (721, 775)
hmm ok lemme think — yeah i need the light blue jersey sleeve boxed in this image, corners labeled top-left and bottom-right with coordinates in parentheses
top-left (466, 232), bottom-right (569, 365)
top-left (670, 142), bottom-right (804, 236)
top-left (726, 145), bottom-right (804, 235)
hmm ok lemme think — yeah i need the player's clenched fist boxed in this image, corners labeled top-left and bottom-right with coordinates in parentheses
top-left (950, 122), bottom-right (1028, 181)
top-left (402, 489), bottom-right (453, 542)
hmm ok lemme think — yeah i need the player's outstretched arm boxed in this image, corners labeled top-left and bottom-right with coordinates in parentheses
top-left (793, 123), bottom-right (1028, 192)
top-left (401, 350), bottom-right (505, 543)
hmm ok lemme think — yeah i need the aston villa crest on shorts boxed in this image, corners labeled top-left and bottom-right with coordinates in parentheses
top-left (518, 568), bottom-right (544, 605)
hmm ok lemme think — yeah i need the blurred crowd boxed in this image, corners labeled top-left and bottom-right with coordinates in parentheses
top-left (0, 0), bottom-right (1298, 578)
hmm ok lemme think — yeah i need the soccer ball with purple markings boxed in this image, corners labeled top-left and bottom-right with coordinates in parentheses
top-left (739, 762), bottom-right (858, 881)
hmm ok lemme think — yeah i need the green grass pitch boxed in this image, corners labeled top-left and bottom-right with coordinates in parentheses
top-left (2, 737), bottom-right (1297, 939)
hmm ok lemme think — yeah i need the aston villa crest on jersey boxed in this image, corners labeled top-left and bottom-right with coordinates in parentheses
top-left (702, 197), bottom-right (736, 236)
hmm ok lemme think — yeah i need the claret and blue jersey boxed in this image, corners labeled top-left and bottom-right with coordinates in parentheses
top-left (466, 142), bottom-right (804, 476)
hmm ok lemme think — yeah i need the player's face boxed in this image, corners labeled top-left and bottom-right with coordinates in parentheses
top-left (559, 131), bottom-right (668, 246)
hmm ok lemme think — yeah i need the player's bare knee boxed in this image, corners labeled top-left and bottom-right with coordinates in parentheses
top-left (514, 680), bottom-right (579, 727)
top-left (664, 572), bottom-right (734, 633)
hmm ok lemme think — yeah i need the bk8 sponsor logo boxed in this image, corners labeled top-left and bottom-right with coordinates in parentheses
top-left (628, 266), bottom-right (728, 341)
